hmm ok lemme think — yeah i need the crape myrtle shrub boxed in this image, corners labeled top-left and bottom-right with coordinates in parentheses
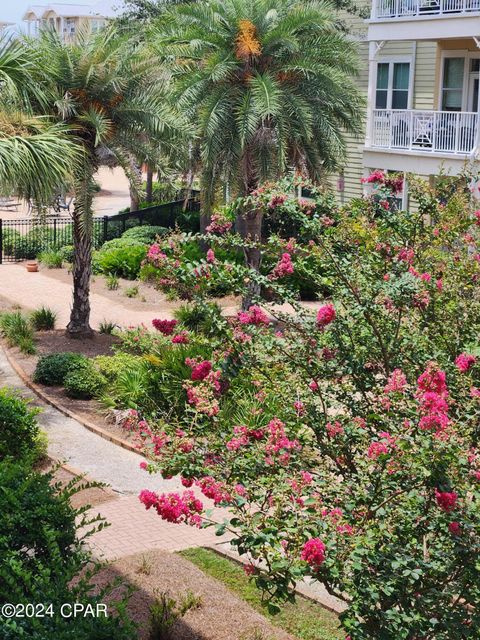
top-left (121, 174), bottom-right (480, 639)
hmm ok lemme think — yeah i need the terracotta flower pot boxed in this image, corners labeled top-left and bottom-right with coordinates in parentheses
top-left (26, 261), bottom-right (39, 273)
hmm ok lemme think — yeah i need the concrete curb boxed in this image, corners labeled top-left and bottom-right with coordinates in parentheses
top-left (2, 344), bottom-right (142, 459)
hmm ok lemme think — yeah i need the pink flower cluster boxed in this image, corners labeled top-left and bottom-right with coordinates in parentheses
top-left (188, 359), bottom-right (212, 381)
top-left (301, 538), bottom-right (326, 570)
top-left (238, 305), bottom-right (270, 326)
top-left (316, 304), bottom-right (336, 329)
top-left (367, 432), bottom-right (395, 460)
top-left (435, 489), bottom-right (458, 513)
top-left (361, 169), bottom-right (385, 184)
top-left (226, 425), bottom-right (265, 451)
top-left (206, 249), bottom-right (216, 264)
top-left (384, 368), bottom-right (407, 394)
top-left (416, 364), bottom-right (450, 435)
top-left (139, 489), bottom-right (203, 526)
top-left (196, 476), bottom-right (231, 505)
top-left (268, 193), bottom-right (287, 209)
top-left (147, 244), bottom-right (167, 265)
top-left (172, 331), bottom-right (189, 344)
top-left (269, 253), bottom-right (294, 280)
top-left (455, 353), bottom-right (476, 373)
top-left (205, 212), bottom-right (233, 234)
top-left (122, 410), bottom-right (169, 456)
top-left (265, 418), bottom-right (301, 464)
top-left (152, 318), bottom-right (178, 335)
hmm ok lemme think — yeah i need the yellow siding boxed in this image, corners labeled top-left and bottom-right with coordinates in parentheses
top-left (413, 42), bottom-right (438, 110)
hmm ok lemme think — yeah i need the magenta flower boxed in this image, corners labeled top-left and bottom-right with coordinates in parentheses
top-left (455, 353), bottom-right (476, 374)
top-left (152, 318), bottom-right (178, 335)
top-left (316, 304), bottom-right (336, 328)
top-left (301, 538), bottom-right (326, 569)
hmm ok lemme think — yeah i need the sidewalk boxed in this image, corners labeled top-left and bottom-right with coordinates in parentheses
top-left (0, 263), bottom-right (177, 329)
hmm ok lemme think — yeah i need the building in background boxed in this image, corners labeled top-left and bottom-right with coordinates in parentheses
top-left (0, 21), bottom-right (14, 35)
top-left (335, 0), bottom-right (480, 208)
top-left (22, 1), bottom-right (123, 41)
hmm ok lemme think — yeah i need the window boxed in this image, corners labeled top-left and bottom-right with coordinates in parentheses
top-left (441, 57), bottom-right (464, 111)
top-left (375, 62), bottom-right (410, 110)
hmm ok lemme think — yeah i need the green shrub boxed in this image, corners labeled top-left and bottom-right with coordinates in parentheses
top-left (64, 360), bottom-right (106, 400)
top-left (0, 311), bottom-right (36, 353)
top-left (174, 302), bottom-right (223, 336)
top-left (0, 459), bottom-right (136, 639)
top-left (59, 244), bottom-right (74, 263)
top-left (11, 227), bottom-right (54, 260)
top-left (30, 306), bottom-right (57, 331)
top-left (98, 319), bottom-right (117, 335)
top-left (93, 238), bottom-right (147, 279)
top-left (2, 229), bottom-right (21, 256)
top-left (33, 352), bottom-right (88, 386)
top-left (106, 273), bottom-right (119, 290)
top-left (38, 249), bottom-right (63, 268)
top-left (124, 285), bottom-right (139, 298)
top-left (94, 353), bottom-right (142, 383)
top-left (0, 388), bottom-right (40, 461)
top-left (122, 225), bottom-right (168, 244)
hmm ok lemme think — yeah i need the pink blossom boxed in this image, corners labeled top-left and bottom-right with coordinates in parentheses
top-left (238, 305), bottom-right (270, 326)
top-left (294, 401), bottom-right (305, 415)
top-left (152, 318), bottom-right (178, 335)
top-left (435, 489), bottom-right (458, 512)
top-left (417, 364), bottom-right (448, 396)
top-left (326, 421), bottom-right (344, 438)
top-left (206, 212), bottom-right (232, 234)
top-left (309, 380), bottom-right (319, 392)
top-left (449, 521), bottom-right (461, 535)
top-left (243, 563), bottom-right (256, 576)
top-left (172, 332), bottom-right (189, 344)
top-left (361, 169), bottom-right (385, 184)
top-left (455, 353), bottom-right (476, 373)
top-left (436, 278), bottom-right (443, 291)
top-left (270, 253), bottom-right (294, 280)
top-left (190, 360), bottom-right (212, 381)
top-left (301, 538), bottom-right (326, 569)
top-left (139, 461), bottom-right (148, 470)
top-left (268, 193), bottom-right (287, 209)
top-left (316, 304), bottom-right (336, 329)
top-left (206, 248), bottom-right (216, 263)
top-left (367, 441), bottom-right (389, 459)
top-left (384, 368), bottom-right (407, 394)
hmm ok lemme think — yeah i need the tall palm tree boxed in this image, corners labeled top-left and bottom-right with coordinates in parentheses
top-left (155, 0), bottom-right (364, 284)
top-left (31, 28), bottom-right (186, 338)
top-left (0, 38), bottom-right (77, 208)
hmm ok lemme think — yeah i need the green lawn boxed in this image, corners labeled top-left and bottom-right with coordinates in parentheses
top-left (179, 548), bottom-right (342, 640)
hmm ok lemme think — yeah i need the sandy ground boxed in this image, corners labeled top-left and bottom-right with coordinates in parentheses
top-left (95, 550), bottom-right (294, 640)
top-left (0, 166), bottom-right (131, 221)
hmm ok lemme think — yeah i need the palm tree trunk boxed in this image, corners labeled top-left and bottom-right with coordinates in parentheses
top-left (146, 168), bottom-right (153, 203)
top-left (238, 208), bottom-right (263, 310)
top-left (128, 156), bottom-right (142, 212)
top-left (66, 169), bottom-right (95, 339)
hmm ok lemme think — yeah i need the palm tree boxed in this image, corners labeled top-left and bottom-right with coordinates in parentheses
top-left (155, 0), bottom-right (364, 288)
top-left (30, 28), bottom-right (186, 338)
top-left (0, 38), bottom-right (77, 208)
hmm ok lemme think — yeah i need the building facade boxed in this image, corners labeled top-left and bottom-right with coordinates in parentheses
top-left (336, 0), bottom-right (480, 208)
top-left (22, 2), bottom-right (122, 42)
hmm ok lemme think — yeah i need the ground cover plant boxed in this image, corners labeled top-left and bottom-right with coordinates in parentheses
top-left (180, 548), bottom-right (342, 640)
top-left (111, 174), bottom-right (480, 639)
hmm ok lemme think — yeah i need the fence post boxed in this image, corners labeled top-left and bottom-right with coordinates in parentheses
top-left (0, 218), bottom-right (2, 265)
top-left (103, 216), bottom-right (109, 245)
top-left (53, 218), bottom-right (57, 247)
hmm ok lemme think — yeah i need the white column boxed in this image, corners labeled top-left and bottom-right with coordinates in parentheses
top-left (365, 41), bottom-right (378, 148)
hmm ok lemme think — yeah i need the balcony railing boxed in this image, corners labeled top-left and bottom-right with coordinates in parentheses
top-left (373, 0), bottom-right (480, 18)
top-left (370, 109), bottom-right (478, 155)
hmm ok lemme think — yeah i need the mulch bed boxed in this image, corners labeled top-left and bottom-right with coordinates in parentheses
top-left (8, 330), bottom-right (135, 445)
top-left (94, 549), bottom-right (294, 640)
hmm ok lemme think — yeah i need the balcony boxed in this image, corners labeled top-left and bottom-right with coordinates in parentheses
top-left (368, 0), bottom-right (480, 40)
top-left (369, 109), bottom-right (478, 155)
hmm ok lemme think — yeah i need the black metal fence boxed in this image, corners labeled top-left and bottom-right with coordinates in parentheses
top-left (0, 193), bottom-right (200, 264)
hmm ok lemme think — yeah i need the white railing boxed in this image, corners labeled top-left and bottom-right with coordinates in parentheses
top-left (373, 0), bottom-right (480, 18)
top-left (370, 109), bottom-right (478, 155)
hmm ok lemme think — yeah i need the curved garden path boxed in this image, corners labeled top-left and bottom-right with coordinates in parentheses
top-left (0, 346), bottom-right (343, 612)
